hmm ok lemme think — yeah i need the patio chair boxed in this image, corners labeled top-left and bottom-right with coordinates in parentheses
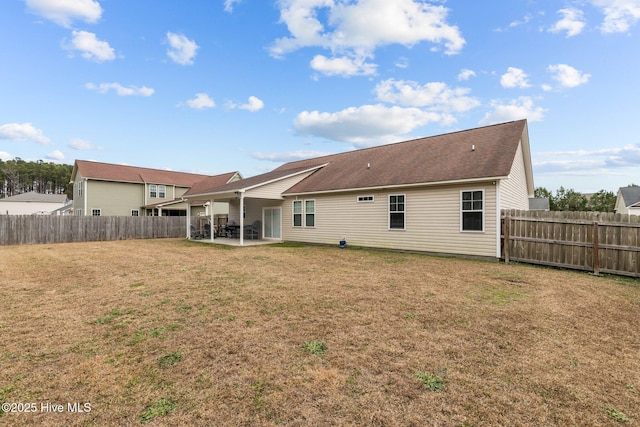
top-left (203, 223), bottom-right (211, 239)
top-left (190, 224), bottom-right (201, 240)
top-left (244, 220), bottom-right (261, 240)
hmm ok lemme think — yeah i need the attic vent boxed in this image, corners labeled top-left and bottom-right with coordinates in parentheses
top-left (471, 144), bottom-right (476, 151)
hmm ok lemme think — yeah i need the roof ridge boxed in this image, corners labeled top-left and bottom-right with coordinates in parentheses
top-left (76, 159), bottom-right (212, 177)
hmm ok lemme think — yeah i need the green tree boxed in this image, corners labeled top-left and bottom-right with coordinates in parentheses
top-left (553, 186), bottom-right (587, 211)
top-left (587, 190), bottom-right (616, 212)
top-left (534, 186), bottom-right (555, 210)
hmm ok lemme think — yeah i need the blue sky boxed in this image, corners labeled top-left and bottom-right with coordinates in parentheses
top-left (1, 0), bottom-right (639, 193)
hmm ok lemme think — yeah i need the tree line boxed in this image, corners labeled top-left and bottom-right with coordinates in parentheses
top-left (0, 159), bottom-right (73, 199)
top-left (534, 186), bottom-right (628, 212)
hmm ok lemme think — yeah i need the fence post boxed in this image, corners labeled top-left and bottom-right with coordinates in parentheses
top-left (592, 221), bottom-right (600, 275)
top-left (504, 210), bottom-right (510, 264)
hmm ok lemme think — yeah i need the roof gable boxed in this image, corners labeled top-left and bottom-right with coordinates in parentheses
top-left (619, 186), bottom-right (640, 206)
top-left (282, 120), bottom-right (528, 194)
top-left (72, 160), bottom-right (238, 188)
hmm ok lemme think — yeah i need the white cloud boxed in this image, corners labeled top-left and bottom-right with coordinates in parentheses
top-left (166, 32), bottom-right (199, 65)
top-left (224, 0), bottom-right (241, 13)
top-left (374, 79), bottom-right (480, 113)
top-left (270, 0), bottom-right (464, 76)
top-left (293, 104), bottom-right (443, 146)
top-left (68, 138), bottom-right (97, 150)
top-left (310, 54), bottom-right (377, 77)
top-left (500, 67), bottom-right (531, 89)
top-left (547, 64), bottom-right (591, 88)
top-left (590, 0), bottom-right (640, 33)
top-left (185, 93), bottom-right (215, 109)
top-left (66, 30), bottom-right (115, 62)
top-left (0, 151), bottom-right (13, 161)
top-left (86, 82), bottom-right (154, 96)
top-left (0, 123), bottom-right (51, 144)
top-left (251, 150), bottom-right (333, 162)
top-left (534, 144), bottom-right (640, 174)
top-left (239, 96), bottom-right (265, 112)
top-left (549, 8), bottom-right (586, 37)
top-left (25, 0), bottom-right (102, 27)
top-left (45, 150), bottom-right (65, 161)
top-left (480, 97), bottom-right (546, 125)
top-left (458, 69), bottom-right (476, 81)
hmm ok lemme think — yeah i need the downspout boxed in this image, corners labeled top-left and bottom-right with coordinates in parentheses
top-left (239, 190), bottom-right (245, 246)
top-left (186, 199), bottom-right (191, 239)
top-left (83, 178), bottom-right (88, 216)
top-left (495, 180), bottom-right (501, 259)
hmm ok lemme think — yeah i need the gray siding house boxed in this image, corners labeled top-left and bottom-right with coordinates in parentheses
top-left (614, 186), bottom-right (640, 215)
top-left (183, 120), bottom-right (534, 258)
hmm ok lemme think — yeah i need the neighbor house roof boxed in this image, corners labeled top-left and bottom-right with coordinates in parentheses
top-left (0, 191), bottom-right (68, 203)
top-left (619, 186), bottom-right (640, 207)
top-left (71, 160), bottom-right (239, 188)
top-left (184, 120), bottom-right (530, 198)
top-left (282, 119), bottom-right (529, 194)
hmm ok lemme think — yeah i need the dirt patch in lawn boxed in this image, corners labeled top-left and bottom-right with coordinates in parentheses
top-left (0, 239), bottom-right (638, 426)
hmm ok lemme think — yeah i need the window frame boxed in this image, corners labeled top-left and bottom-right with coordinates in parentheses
top-left (91, 208), bottom-right (101, 216)
top-left (149, 184), bottom-right (157, 198)
top-left (357, 195), bottom-right (374, 203)
top-left (158, 185), bottom-right (166, 199)
top-left (131, 209), bottom-right (139, 217)
top-left (292, 199), bottom-right (316, 227)
top-left (460, 189), bottom-right (484, 232)
top-left (388, 194), bottom-right (406, 230)
top-left (77, 181), bottom-right (84, 197)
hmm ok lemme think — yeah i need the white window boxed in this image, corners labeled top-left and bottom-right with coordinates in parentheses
top-left (149, 184), bottom-right (157, 198)
top-left (389, 194), bottom-right (405, 230)
top-left (131, 209), bottom-right (139, 217)
top-left (158, 185), bottom-right (166, 198)
top-left (293, 200), bottom-right (315, 227)
top-left (77, 181), bottom-right (84, 197)
top-left (357, 195), bottom-right (374, 202)
top-left (461, 190), bottom-right (484, 231)
top-left (91, 208), bottom-right (101, 216)
top-left (74, 209), bottom-right (83, 216)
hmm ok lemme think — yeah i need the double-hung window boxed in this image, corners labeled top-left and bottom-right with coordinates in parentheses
top-left (461, 190), bottom-right (484, 231)
top-left (158, 185), bottom-right (166, 198)
top-left (149, 184), bottom-right (157, 198)
top-left (293, 200), bottom-right (315, 227)
top-left (389, 195), bottom-right (405, 229)
top-left (77, 181), bottom-right (84, 197)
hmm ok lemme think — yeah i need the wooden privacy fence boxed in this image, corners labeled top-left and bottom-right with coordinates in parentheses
top-left (502, 209), bottom-right (640, 278)
top-left (0, 215), bottom-right (190, 246)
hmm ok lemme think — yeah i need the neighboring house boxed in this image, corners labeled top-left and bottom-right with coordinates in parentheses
top-left (614, 186), bottom-right (640, 215)
top-left (70, 160), bottom-right (241, 216)
top-left (183, 119), bottom-right (534, 258)
top-left (0, 191), bottom-right (70, 215)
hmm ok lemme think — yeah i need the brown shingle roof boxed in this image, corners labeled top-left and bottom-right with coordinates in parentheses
top-left (73, 160), bottom-right (237, 188)
top-left (282, 120), bottom-right (527, 194)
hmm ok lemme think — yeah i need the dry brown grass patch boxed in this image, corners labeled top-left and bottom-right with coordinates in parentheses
top-left (0, 239), bottom-right (638, 426)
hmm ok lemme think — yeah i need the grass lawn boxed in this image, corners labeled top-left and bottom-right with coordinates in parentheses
top-left (0, 239), bottom-right (639, 426)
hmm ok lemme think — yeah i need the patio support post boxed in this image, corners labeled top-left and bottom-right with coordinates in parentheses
top-left (239, 191), bottom-right (245, 246)
top-left (186, 202), bottom-right (191, 239)
top-left (210, 199), bottom-right (214, 241)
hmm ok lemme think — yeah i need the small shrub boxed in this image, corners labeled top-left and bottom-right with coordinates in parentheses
top-left (415, 371), bottom-right (446, 392)
top-left (139, 398), bottom-right (176, 423)
top-left (302, 340), bottom-right (326, 355)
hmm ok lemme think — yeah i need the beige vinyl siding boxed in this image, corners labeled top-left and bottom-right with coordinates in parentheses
top-left (87, 180), bottom-right (144, 216)
top-left (500, 141), bottom-right (530, 210)
top-left (614, 190), bottom-right (628, 214)
top-left (282, 182), bottom-right (498, 257)
top-left (245, 171), bottom-right (318, 200)
top-left (73, 174), bottom-right (86, 215)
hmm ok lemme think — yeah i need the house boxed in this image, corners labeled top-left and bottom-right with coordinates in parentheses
top-left (0, 191), bottom-right (70, 215)
top-left (70, 160), bottom-right (241, 217)
top-left (614, 186), bottom-right (640, 215)
top-left (183, 120), bottom-right (534, 258)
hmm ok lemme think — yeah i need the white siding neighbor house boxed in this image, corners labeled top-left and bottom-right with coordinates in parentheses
top-left (0, 191), bottom-right (70, 215)
top-left (614, 186), bottom-right (640, 216)
top-left (183, 120), bottom-right (535, 258)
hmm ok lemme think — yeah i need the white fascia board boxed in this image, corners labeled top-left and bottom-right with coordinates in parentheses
top-left (284, 175), bottom-right (508, 197)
